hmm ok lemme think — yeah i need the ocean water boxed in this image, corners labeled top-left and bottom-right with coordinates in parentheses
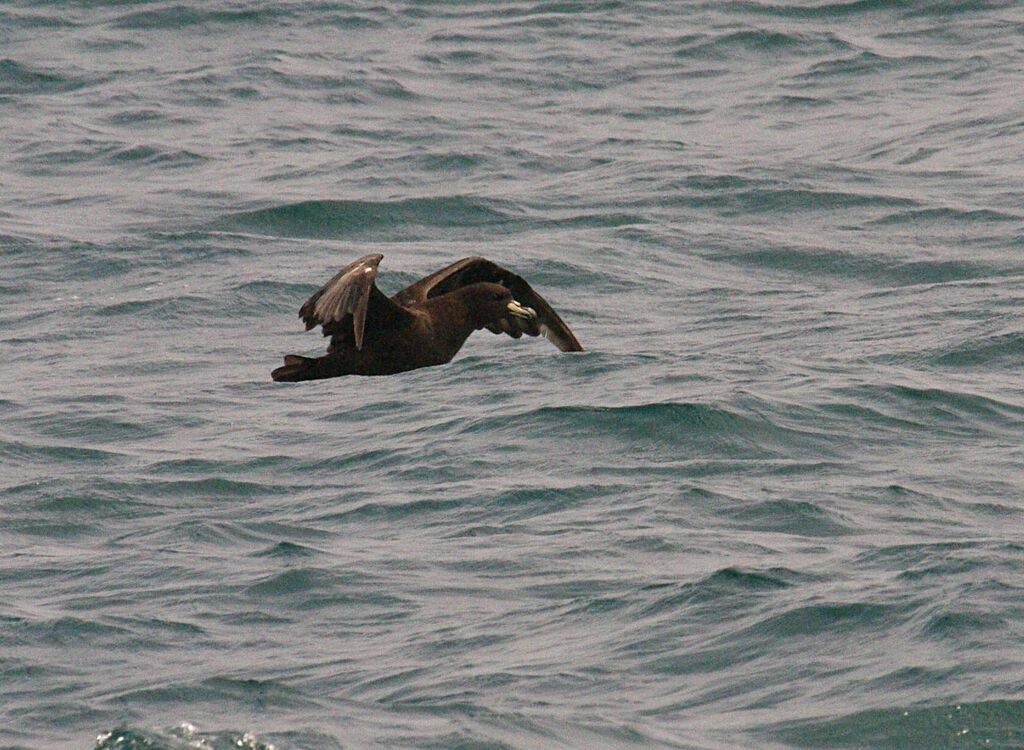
top-left (3, 0), bottom-right (1024, 747)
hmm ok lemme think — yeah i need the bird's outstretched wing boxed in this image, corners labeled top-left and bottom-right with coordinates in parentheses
top-left (298, 253), bottom-right (413, 351)
top-left (393, 256), bottom-right (583, 351)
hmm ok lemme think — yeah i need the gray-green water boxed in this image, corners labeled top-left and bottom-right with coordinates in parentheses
top-left (3, 1), bottom-right (1024, 748)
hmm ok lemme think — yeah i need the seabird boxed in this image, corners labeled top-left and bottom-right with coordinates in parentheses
top-left (271, 254), bottom-right (582, 381)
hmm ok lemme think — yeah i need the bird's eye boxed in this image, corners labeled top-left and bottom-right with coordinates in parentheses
top-left (494, 292), bottom-right (504, 301)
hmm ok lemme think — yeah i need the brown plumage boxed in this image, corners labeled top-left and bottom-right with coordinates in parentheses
top-left (271, 254), bottom-right (583, 381)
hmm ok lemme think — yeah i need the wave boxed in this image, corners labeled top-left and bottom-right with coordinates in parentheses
top-left (833, 383), bottom-right (1024, 436)
top-left (866, 206), bottom-right (1021, 225)
top-left (229, 279), bottom-right (316, 314)
top-left (766, 699), bottom-right (1024, 748)
top-left (24, 412), bottom-right (160, 444)
top-left (235, 64), bottom-right (418, 99)
top-left (460, 401), bottom-right (836, 461)
top-left (661, 179), bottom-right (918, 214)
top-left (111, 6), bottom-right (294, 30)
top-left (674, 29), bottom-right (856, 60)
top-left (314, 497), bottom-right (463, 525)
top-left (638, 566), bottom-right (815, 617)
top-left (717, 244), bottom-right (1000, 285)
top-left (0, 436), bottom-right (125, 465)
top-left (94, 293), bottom-right (221, 321)
top-left (244, 567), bottom-right (409, 612)
top-left (724, 498), bottom-right (853, 536)
top-left (254, 540), bottom-right (319, 558)
top-left (21, 140), bottom-right (209, 171)
top-left (128, 476), bottom-right (285, 500)
top-left (0, 58), bottom-right (97, 96)
top-left (930, 330), bottom-right (1024, 368)
top-left (739, 600), bottom-right (901, 640)
top-left (7, 614), bottom-right (130, 647)
top-left (737, 0), bottom-right (1001, 19)
top-left (109, 144), bottom-right (208, 167)
top-left (106, 675), bottom-right (317, 710)
top-left (111, 4), bottom-right (385, 30)
top-left (217, 194), bottom-right (646, 242)
top-left (798, 50), bottom-right (942, 79)
top-left (215, 196), bottom-right (516, 239)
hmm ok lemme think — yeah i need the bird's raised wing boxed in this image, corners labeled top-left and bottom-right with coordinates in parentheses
top-left (393, 256), bottom-right (583, 351)
top-left (298, 253), bottom-right (413, 351)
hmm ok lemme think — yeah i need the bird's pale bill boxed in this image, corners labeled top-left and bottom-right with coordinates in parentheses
top-left (507, 300), bottom-right (537, 320)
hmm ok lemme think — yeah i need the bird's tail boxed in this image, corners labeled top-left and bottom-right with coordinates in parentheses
top-left (271, 354), bottom-right (321, 382)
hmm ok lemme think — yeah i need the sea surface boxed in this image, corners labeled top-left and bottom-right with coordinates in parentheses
top-left (3, 1), bottom-right (1024, 748)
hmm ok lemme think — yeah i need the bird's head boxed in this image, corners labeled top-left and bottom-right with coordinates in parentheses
top-left (463, 282), bottom-right (537, 329)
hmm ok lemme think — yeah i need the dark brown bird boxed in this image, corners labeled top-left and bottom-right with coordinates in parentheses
top-left (271, 254), bottom-right (583, 381)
